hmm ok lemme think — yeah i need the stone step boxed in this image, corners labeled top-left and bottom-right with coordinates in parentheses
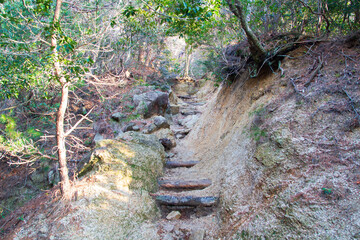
top-left (165, 161), bottom-right (199, 168)
top-left (178, 95), bottom-right (193, 100)
top-left (158, 179), bottom-right (212, 191)
top-left (155, 195), bottom-right (218, 207)
top-left (181, 110), bottom-right (202, 116)
top-left (183, 101), bottom-right (205, 106)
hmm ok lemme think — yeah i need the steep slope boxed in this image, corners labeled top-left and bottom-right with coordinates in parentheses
top-left (179, 42), bottom-right (360, 238)
top-left (1, 41), bottom-right (359, 240)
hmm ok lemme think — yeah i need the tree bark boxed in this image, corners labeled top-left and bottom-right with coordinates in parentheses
top-left (138, 43), bottom-right (145, 64)
top-left (354, 0), bottom-right (360, 25)
top-left (183, 43), bottom-right (192, 78)
top-left (51, 0), bottom-right (72, 200)
top-left (226, 0), bottom-right (266, 64)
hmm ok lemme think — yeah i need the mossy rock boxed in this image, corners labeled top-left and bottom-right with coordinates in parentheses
top-left (254, 142), bottom-right (286, 168)
top-left (79, 132), bottom-right (165, 192)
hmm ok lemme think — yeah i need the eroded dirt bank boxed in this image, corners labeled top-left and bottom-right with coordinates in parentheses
top-left (180, 42), bottom-right (360, 239)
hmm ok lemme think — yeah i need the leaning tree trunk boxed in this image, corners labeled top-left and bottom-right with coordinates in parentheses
top-left (51, 0), bottom-right (72, 200)
top-left (226, 0), bottom-right (266, 64)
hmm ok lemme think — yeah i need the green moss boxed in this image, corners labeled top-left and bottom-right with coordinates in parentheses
top-left (254, 142), bottom-right (286, 168)
top-left (78, 132), bottom-right (165, 192)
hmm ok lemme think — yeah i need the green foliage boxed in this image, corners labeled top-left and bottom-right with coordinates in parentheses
top-left (250, 125), bottom-right (267, 142)
top-left (154, 0), bottom-right (220, 46)
top-left (0, 113), bottom-right (44, 164)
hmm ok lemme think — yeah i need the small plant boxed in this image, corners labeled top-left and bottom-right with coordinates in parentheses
top-left (124, 114), bottom-right (141, 122)
top-left (250, 125), bottom-right (267, 142)
top-left (322, 188), bottom-right (332, 195)
top-left (249, 104), bottom-right (265, 117)
top-left (0, 207), bottom-right (5, 219)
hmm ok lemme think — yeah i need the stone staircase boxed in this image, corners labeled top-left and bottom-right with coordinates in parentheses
top-left (153, 93), bottom-right (219, 239)
top-left (155, 160), bottom-right (218, 211)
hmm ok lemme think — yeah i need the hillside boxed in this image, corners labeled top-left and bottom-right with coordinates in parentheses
top-left (0, 38), bottom-right (359, 239)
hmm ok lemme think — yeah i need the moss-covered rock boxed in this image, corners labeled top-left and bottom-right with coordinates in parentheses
top-left (79, 132), bottom-right (165, 192)
top-left (254, 142), bottom-right (286, 168)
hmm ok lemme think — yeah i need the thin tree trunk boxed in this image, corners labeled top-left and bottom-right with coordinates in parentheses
top-left (183, 44), bottom-right (192, 78)
top-left (317, 0), bottom-right (322, 36)
top-left (226, 0), bottom-right (266, 64)
top-left (138, 43), bottom-right (145, 64)
top-left (145, 46), bottom-right (152, 67)
top-left (354, 0), bottom-right (360, 25)
top-left (51, 0), bottom-right (72, 200)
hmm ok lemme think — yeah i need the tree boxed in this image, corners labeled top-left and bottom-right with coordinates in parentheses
top-left (145, 0), bottom-right (220, 78)
top-left (225, 0), bottom-right (266, 64)
top-left (51, 0), bottom-right (72, 200)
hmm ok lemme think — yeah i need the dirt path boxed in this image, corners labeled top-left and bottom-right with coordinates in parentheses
top-left (155, 93), bottom-right (221, 240)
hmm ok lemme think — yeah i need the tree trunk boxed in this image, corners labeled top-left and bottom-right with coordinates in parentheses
top-left (354, 0), bottom-right (360, 25)
top-left (138, 43), bottom-right (145, 64)
top-left (145, 46), bottom-right (152, 67)
top-left (51, 0), bottom-right (72, 200)
top-left (183, 43), bottom-right (192, 78)
top-left (225, 0), bottom-right (266, 64)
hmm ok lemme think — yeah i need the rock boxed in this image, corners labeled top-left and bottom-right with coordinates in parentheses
top-left (93, 133), bottom-right (104, 143)
top-left (156, 195), bottom-right (218, 207)
top-left (152, 128), bottom-right (176, 149)
top-left (169, 90), bottom-right (179, 105)
top-left (125, 70), bottom-right (132, 78)
top-left (170, 104), bottom-right (180, 115)
top-left (78, 132), bottom-right (165, 192)
top-left (48, 168), bottom-right (60, 186)
top-left (143, 123), bottom-right (157, 134)
top-left (133, 91), bottom-right (169, 118)
top-left (132, 125), bottom-right (140, 131)
top-left (165, 152), bottom-right (175, 158)
top-left (153, 116), bottom-right (170, 129)
top-left (111, 112), bottom-right (127, 122)
top-left (172, 81), bottom-right (198, 96)
top-left (159, 138), bottom-right (174, 150)
top-left (166, 211), bottom-right (181, 220)
top-left (181, 109), bottom-right (201, 116)
top-left (179, 115), bottom-right (200, 129)
top-left (123, 122), bottom-right (136, 132)
top-left (163, 224), bottom-right (175, 232)
top-left (175, 133), bottom-right (186, 139)
top-left (190, 228), bottom-right (205, 240)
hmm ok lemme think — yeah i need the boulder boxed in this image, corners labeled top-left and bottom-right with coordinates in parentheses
top-left (133, 91), bottom-right (169, 118)
top-left (78, 131), bottom-right (165, 191)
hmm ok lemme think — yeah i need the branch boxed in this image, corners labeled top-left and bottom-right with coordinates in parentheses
top-left (296, 0), bottom-right (330, 33)
top-left (64, 107), bottom-right (94, 137)
top-left (0, 100), bottom-right (31, 113)
top-left (305, 56), bottom-right (323, 87)
top-left (290, 77), bottom-right (306, 98)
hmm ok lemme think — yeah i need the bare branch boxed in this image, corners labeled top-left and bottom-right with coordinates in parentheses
top-left (65, 107), bottom-right (94, 137)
